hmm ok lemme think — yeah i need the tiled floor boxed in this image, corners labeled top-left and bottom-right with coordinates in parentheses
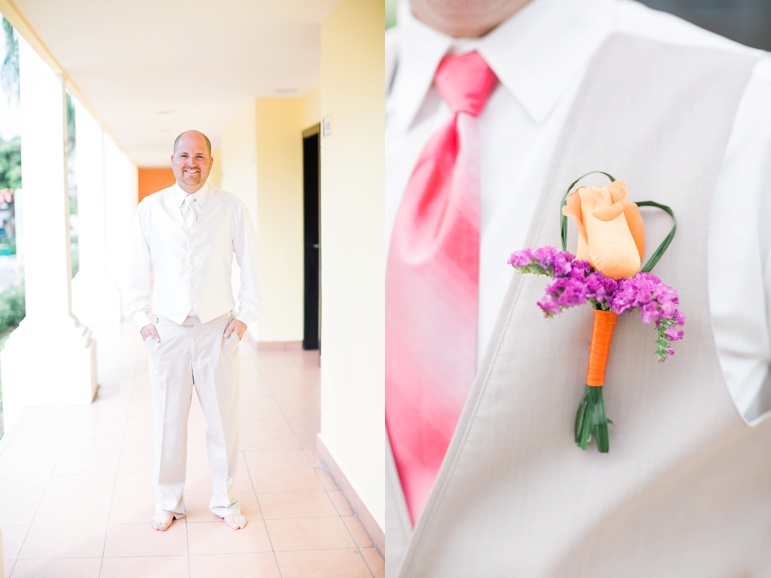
top-left (0, 323), bottom-right (383, 578)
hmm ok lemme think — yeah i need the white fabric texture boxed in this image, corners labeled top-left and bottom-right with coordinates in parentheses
top-left (125, 182), bottom-right (262, 330)
top-left (386, 0), bottom-right (771, 421)
top-left (147, 313), bottom-right (241, 518)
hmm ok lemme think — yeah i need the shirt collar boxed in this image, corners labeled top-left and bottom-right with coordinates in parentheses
top-left (172, 181), bottom-right (210, 208)
top-left (390, 0), bottom-right (614, 131)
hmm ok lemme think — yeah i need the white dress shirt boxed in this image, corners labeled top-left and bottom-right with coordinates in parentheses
top-left (386, 0), bottom-right (771, 420)
top-left (126, 182), bottom-right (262, 329)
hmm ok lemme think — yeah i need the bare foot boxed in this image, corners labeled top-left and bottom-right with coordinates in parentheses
top-left (150, 510), bottom-right (174, 531)
top-left (224, 513), bottom-right (248, 530)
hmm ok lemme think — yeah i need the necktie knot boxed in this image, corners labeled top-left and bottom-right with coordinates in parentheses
top-left (434, 51), bottom-right (497, 117)
top-left (183, 195), bottom-right (198, 229)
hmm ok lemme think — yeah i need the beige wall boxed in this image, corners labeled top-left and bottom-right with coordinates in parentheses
top-left (319, 0), bottom-right (385, 530)
top-left (209, 149), bottom-right (222, 189)
top-left (303, 86), bottom-right (321, 129)
top-left (219, 105), bottom-right (259, 337)
top-left (220, 104), bottom-right (258, 227)
top-left (254, 98), bottom-right (306, 342)
top-left (218, 94), bottom-right (318, 344)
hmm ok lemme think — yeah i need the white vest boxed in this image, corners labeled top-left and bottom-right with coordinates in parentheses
top-left (386, 34), bottom-right (770, 577)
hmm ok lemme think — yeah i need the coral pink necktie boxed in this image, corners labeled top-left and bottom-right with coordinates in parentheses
top-left (386, 51), bottom-right (497, 524)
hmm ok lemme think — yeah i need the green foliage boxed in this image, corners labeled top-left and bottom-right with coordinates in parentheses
top-left (575, 385), bottom-right (612, 453)
top-left (0, 136), bottom-right (21, 190)
top-left (386, 0), bottom-right (397, 29)
top-left (0, 281), bottom-right (25, 333)
top-left (1, 16), bottom-right (19, 104)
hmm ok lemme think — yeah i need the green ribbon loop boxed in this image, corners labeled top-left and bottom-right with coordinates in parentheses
top-left (559, 172), bottom-right (677, 273)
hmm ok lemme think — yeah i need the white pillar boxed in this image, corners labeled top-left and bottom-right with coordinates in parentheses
top-left (0, 39), bottom-right (97, 434)
top-left (71, 99), bottom-right (122, 326)
top-left (103, 135), bottom-right (136, 310)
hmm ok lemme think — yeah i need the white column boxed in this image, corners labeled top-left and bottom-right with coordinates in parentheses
top-left (103, 135), bottom-right (136, 307)
top-left (71, 99), bottom-right (122, 327)
top-left (0, 39), bottom-right (97, 434)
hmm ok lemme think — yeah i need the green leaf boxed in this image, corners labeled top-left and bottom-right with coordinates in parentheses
top-left (636, 201), bottom-right (677, 273)
top-left (574, 385), bottom-right (612, 453)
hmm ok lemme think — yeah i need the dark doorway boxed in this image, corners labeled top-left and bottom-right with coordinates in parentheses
top-left (302, 124), bottom-right (321, 351)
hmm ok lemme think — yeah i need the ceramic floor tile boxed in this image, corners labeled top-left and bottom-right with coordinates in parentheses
top-left (99, 555), bottom-right (190, 578)
top-left (0, 526), bottom-right (29, 559)
top-left (32, 497), bottom-right (112, 526)
top-left (0, 496), bottom-right (41, 527)
top-left (361, 548), bottom-right (385, 578)
top-left (0, 329), bottom-right (380, 572)
top-left (0, 476), bottom-right (49, 499)
top-left (244, 450), bottom-right (312, 471)
top-left (0, 437), bottom-right (66, 457)
top-left (113, 474), bottom-right (154, 497)
top-left (315, 467), bottom-right (340, 490)
top-left (303, 448), bottom-right (323, 468)
top-left (43, 475), bottom-right (116, 498)
top-left (343, 515), bottom-right (373, 548)
top-left (0, 454), bottom-right (58, 477)
top-left (296, 434), bottom-right (318, 451)
top-left (327, 490), bottom-right (354, 516)
top-left (266, 517), bottom-right (356, 551)
top-left (275, 549), bottom-right (373, 578)
top-left (187, 520), bottom-right (272, 555)
top-left (108, 496), bottom-right (155, 524)
top-left (250, 467), bottom-right (324, 493)
top-left (189, 553), bottom-right (281, 578)
top-left (184, 451), bottom-right (212, 474)
top-left (103, 523), bottom-right (187, 557)
top-left (19, 525), bottom-right (107, 558)
top-left (243, 433), bottom-right (302, 451)
top-left (258, 491), bottom-right (337, 519)
top-left (9, 557), bottom-right (102, 578)
top-left (286, 416), bottom-right (320, 436)
top-left (117, 451), bottom-right (154, 474)
top-left (59, 436), bottom-right (124, 456)
top-left (53, 454), bottom-right (120, 476)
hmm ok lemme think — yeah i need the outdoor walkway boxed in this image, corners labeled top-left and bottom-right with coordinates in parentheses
top-left (0, 323), bottom-right (384, 578)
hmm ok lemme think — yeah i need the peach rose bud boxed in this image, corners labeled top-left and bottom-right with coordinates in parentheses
top-left (561, 179), bottom-right (644, 280)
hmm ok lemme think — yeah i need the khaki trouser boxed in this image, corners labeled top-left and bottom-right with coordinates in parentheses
top-left (144, 312), bottom-right (241, 518)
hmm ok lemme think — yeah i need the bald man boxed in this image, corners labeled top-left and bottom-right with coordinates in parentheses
top-left (126, 130), bottom-right (262, 531)
top-left (386, 0), bottom-right (771, 576)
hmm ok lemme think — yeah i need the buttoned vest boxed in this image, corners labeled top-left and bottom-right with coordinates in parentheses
top-left (386, 34), bottom-right (771, 578)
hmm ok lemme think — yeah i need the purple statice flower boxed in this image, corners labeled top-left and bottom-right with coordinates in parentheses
top-left (665, 327), bottom-right (684, 341)
top-left (551, 251), bottom-right (575, 278)
top-left (537, 276), bottom-right (588, 316)
top-left (605, 271), bottom-right (685, 362)
top-left (583, 271), bottom-right (618, 307)
top-left (568, 259), bottom-right (593, 280)
top-left (508, 247), bottom-right (576, 277)
top-left (532, 246), bottom-right (557, 271)
top-left (508, 249), bottom-right (533, 268)
top-left (509, 246), bottom-right (686, 361)
top-left (537, 297), bottom-right (562, 317)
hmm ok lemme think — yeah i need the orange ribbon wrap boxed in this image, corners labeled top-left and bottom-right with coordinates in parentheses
top-left (586, 309), bottom-right (618, 387)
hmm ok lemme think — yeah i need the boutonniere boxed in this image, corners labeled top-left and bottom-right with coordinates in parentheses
top-left (508, 172), bottom-right (684, 453)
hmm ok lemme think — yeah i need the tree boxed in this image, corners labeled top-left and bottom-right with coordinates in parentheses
top-left (1, 16), bottom-right (19, 104)
top-left (0, 136), bottom-right (21, 190)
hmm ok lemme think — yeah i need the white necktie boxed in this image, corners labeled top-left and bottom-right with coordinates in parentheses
top-left (183, 195), bottom-right (198, 230)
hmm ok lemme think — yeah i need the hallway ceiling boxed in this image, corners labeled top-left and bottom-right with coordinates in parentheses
top-left (10, 0), bottom-right (341, 166)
